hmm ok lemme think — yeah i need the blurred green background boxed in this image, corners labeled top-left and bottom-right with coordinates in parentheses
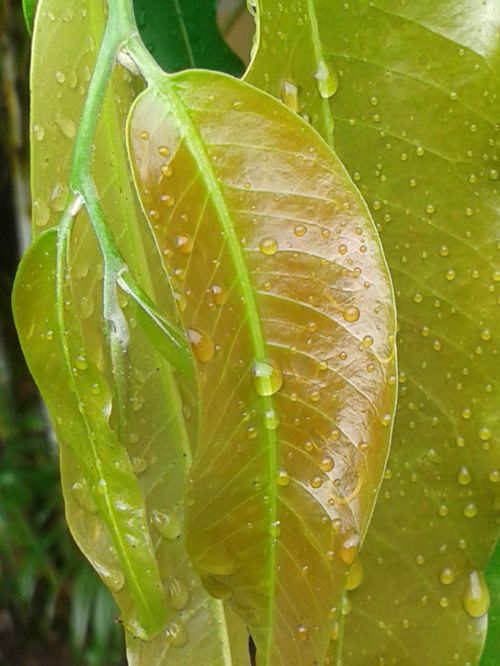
top-left (0, 2), bottom-right (251, 663)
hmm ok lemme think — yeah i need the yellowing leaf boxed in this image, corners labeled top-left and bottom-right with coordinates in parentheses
top-left (128, 70), bottom-right (397, 665)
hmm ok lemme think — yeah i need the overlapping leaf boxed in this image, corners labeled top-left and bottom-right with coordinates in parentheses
top-left (128, 70), bottom-right (397, 665)
top-left (23, 0), bottom-right (248, 662)
top-left (133, 0), bottom-right (243, 75)
top-left (247, 1), bottom-right (500, 663)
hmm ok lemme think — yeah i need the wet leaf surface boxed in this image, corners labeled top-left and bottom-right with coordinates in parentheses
top-left (247, 1), bottom-right (500, 663)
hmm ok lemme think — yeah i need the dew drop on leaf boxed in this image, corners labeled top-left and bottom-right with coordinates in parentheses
top-left (175, 234), bottom-right (193, 255)
top-left (259, 237), bottom-right (278, 256)
top-left (187, 328), bottom-right (215, 363)
top-left (343, 306), bottom-right (360, 323)
top-left (281, 80), bottom-right (298, 112)
top-left (151, 510), bottom-right (181, 540)
top-left (314, 60), bottom-right (338, 99)
top-left (462, 570), bottom-right (490, 618)
top-left (264, 408), bottom-right (280, 430)
top-left (276, 469), bottom-right (290, 487)
top-left (165, 621), bottom-right (188, 647)
top-left (167, 577), bottom-right (190, 610)
top-left (439, 566), bottom-right (455, 585)
top-left (210, 284), bottom-right (226, 306)
top-left (252, 358), bottom-right (283, 396)
top-left (457, 465), bottom-right (472, 485)
top-left (339, 530), bottom-right (360, 565)
top-left (346, 558), bottom-right (364, 591)
top-left (296, 624), bottom-right (308, 641)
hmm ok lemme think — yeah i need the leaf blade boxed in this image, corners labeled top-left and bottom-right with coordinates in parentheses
top-left (128, 70), bottom-right (397, 665)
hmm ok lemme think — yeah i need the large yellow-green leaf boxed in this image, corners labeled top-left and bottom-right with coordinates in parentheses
top-left (247, 1), bottom-right (500, 663)
top-left (24, 0), bottom-right (249, 662)
top-left (128, 70), bottom-right (397, 665)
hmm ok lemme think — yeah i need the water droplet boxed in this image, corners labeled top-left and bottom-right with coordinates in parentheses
top-left (175, 234), bottom-right (193, 255)
top-left (346, 558), bottom-right (364, 590)
top-left (165, 621), bottom-right (188, 647)
top-left (259, 237), bottom-right (278, 256)
top-left (269, 520), bottom-right (281, 537)
top-left (131, 456), bottom-right (148, 474)
top-left (339, 530), bottom-right (360, 565)
top-left (294, 224), bottom-right (307, 237)
top-left (489, 169), bottom-right (499, 181)
top-left (461, 407), bottom-right (472, 420)
top-left (439, 596), bottom-right (449, 608)
top-left (310, 475), bottom-right (323, 489)
top-left (488, 468), bottom-right (499, 482)
top-left (446, 269), bottom-right (456, 281)
top-left (276, 470), bottom-right (290, 487)
top-left (55, 70), bottom-right (66, 83)
top-left (315, 60), bottom-right (338, 99)
top-left (210, 284), bottom-right (226, 306)
top-left (99, 566), bottom-right (125, 592)
top-left (187, 328), bottom-right (214, 362)
top-left (74, 354), bottom-right (88, 371)
top-left (33, 124), bottom-right (45, 141)
top-left (457, 465), bottom-right (472, 485)
top-left (480, 329), bottom-right (492, 342)
top-left (55, 114), bottom-right (76, 139)
top-left (151, 510), bottom-right (181, 540)
top-left (252, 358), bottom-right (283, 396)
top-left (439, 245), bottom-right (450, 257)
top-left (297, 624), bottom-right (308, 640)
top-left (71, 479), bottom-right (97, 513)
top-left (343, 306), bottom-right (360, 323)
top-left (281, 80), bottom-right (298, 112)
top-left (167, 577), bottom-right (190, 610)
top-left (462, 570), bottom-right (489, 618)
top-left (362, 335), bottom-right (374, 348)
top-left (439, 566), bottom-right (455, 585)
top-left (463, 502), bottom-right (478, 518)
top-left (264, 408), bottom-right (280, 430)
top-left (320, 455), bottom-right (334, 473)
top-left (140, 130), bottom-right (149, 140)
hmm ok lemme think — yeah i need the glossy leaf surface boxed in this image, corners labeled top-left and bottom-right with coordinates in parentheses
top-left (129, 70), bottom-right (397, 665)
top-left (26, 0), bottom-right (248, 662)
top-left (133, 0), bottom-right (243, 76)
top-left (248, 1), bottom-right (500, 663)
top-left (22, 0), bottom-right (37, 33)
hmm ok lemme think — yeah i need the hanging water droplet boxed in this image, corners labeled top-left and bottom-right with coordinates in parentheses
top-left (167, 577), bottom-right (190, 610)
top-left (259, 237), bottom-right (278, 256)
top-left (463, 502), bottom-right (478, 518)
top-left (346, 558), bottom-right (364, 591)
top-left (165, 621), bottom-right (188, 647)
top-left (252, 358), bottom-right (283, 396)
top-left (187, 328), bottom-right (214, 362)
top-left (98, 565), bottom-right (125, 592)
top-left (343, 306), bottom-right (360, 323)
top-left (281, 80), bottom-right (299, 112)
top-left (151, 510), bottom-right (181, 540)
top-left (339, 530), bottom-right (360, 565)
top-left (462, 570), bottom-right (489, 618)
top-left (315, 60), bottom-right (338, 99)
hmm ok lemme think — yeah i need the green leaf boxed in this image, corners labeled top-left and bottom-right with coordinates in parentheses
top-left (247, 1), bottom-right (500, 663)
top-left (12, 228), bottom-right (167, 639)
top-left (132, 0), bottom-right (244, 75)
top-left (25, 1), bottom-right (249, 662)
top-left (128, 69), bottom-right (397, 664)
top-left (481, 538), bottom-right (500, 665)
top-left (21, 0), bottom-right (36, 33)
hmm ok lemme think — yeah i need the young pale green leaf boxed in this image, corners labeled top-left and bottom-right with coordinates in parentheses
top-left (248, 1), bottom-right (500, 663)
top-left (12, 228), bottom-right (167, 639)
top-left (128, 70), bottom-right (397, 665)
top-left (132, 0), bottom-right (243, 75)
top-left (27, 1), bottom-right (249, 662)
